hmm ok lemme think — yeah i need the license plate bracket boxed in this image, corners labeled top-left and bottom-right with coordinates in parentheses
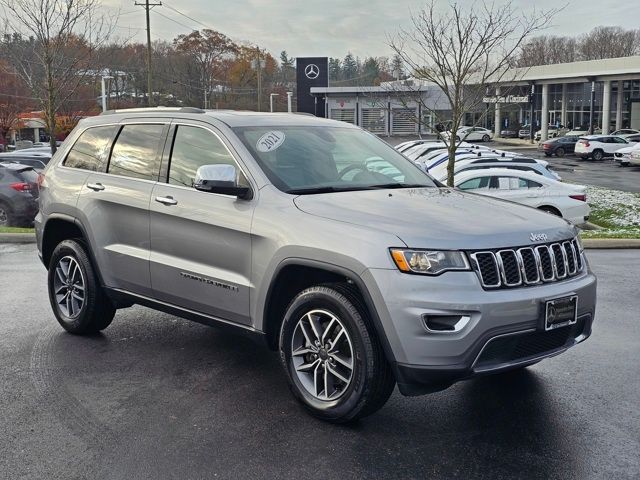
top-left (544, 295), bottom-right (578, 331)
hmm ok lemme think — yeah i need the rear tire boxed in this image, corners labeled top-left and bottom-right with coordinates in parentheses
top-left (279, 284), bottom-right (395, 423)
top-left (0, 201), bottom-right (15, 227)
top-left (592, 149), bottom-right (604, 161)
top-left (48, 239), bottom-right (115, 335)
top-left (555, 147), bottom-right (565, 157)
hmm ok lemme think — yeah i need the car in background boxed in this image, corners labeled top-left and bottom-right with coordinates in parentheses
top-left (538, 135), bottom-right (580, 157)
top-left (395, 139), bottom-right (443, 153)
top-left (534, 125), bottom-right (568, 141)
top-left (616, 143), bottom-right (640, 166)
top-left (0, 151), bottom-right (52, 172)
top-left (432, 156), bottom-right (561, 183)
top-left (610, 129), bottom-right (640, 138)
top-left (0, 164), bottom-right (39, 227)
top-left (574, 135), bottom-right (629, 160)
top-left (455, 168), bottom-right (590, 225)
top-left (518, 125), bottom-right (533, 139)
top-left (441, 126), bottom-right (493, 142)
top-left (499, 127), bottom-right (519, 138)
top-left (629, 149), bottom-right (640, 166)
top-left (0, 158), bottom-right (47, 172)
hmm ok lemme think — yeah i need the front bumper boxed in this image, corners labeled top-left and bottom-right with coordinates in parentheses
top-left (362, 267), bottom-right (597, 395)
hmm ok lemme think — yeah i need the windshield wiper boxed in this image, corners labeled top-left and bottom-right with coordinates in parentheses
top-left (286, 186), bottom-right (366, 195)
top-left (367, 183), bottom-right (431, 189)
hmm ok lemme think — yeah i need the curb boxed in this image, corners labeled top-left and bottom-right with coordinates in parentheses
top-left (583, 238), bottom-right (640, 249)
top-left (0, 233), bottom-right (36, 244)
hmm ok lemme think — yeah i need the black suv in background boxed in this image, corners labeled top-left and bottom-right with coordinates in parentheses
top-left (0, 164), bottom-right (39, 227)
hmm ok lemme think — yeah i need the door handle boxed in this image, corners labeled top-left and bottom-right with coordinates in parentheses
top-left (87, 183), bottom-right (105, 191)
top-left (155, 195), bottom-right (178, 206)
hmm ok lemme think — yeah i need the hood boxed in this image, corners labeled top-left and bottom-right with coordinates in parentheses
top-left (294, 188), bottom-right (576, 250)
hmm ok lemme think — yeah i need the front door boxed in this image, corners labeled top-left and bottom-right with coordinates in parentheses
top-left (149, 122), bottom-right (255, 325)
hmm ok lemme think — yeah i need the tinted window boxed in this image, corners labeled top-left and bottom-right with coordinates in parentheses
top-left (518, 178), bottom-right (542, 188)
top-left (168, 125), bottom-right (247, 188)
top-left (108, 124), bottom-right (164, 180)
top-left (613, 137), bottom-right (627, 144)
top-left (64, 125), bottom-right (118, 172)
top-left (458, 177), bottom-right (490, 190)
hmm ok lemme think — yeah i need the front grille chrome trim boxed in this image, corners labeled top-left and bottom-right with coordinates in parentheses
top-left (471, 237), bottom-right (584, 290)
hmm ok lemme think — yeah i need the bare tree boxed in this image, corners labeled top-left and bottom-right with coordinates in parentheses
top-left (579, 26), bottom-right (640, 60)
top-left (0, 0), bottom-right (114, 153)
top-left (389, 1), bottom-right (558, 186)
top-left (517, 35), bottom-right (578, 67)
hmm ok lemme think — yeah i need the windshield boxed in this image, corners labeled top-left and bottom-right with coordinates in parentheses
top-left (233, 126), bottom-right (437, 194)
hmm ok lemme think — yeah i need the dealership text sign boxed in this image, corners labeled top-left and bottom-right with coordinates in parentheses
top-left (483, 95), bottom-right (529, 104)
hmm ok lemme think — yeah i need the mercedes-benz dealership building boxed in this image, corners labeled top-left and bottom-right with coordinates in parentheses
top-left (304, 56), bottom-right (640, 141)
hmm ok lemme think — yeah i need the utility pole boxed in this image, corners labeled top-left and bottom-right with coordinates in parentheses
top-left (252, 47), bottom-right (265, 112)
top-left (135, 0), bottom-right (161, 106)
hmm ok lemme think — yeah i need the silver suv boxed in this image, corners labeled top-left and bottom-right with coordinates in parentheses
top-left (36, 108), bottom-right (597, 423)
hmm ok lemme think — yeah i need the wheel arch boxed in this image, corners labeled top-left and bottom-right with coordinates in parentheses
top-left (262, 258), bottom-right (397, 365)
top-left (537, 204), bottom-right (562, 217)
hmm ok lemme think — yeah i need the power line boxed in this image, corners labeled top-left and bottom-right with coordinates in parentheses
top-left (162, 2), bottom-right (210, 30)
top-left (152, 9), bottom-right (196, 32)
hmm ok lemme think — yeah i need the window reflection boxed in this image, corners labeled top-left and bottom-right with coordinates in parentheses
top-left (168, 126), bottom-right (246, 188)
top-left (64, 126), bottom-right (118, 172)
top-left (108, 124), bottom-right (164, 180)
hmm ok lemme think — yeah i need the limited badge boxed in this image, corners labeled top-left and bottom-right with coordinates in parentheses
top-left (256, 131), bottom-right (285, 153)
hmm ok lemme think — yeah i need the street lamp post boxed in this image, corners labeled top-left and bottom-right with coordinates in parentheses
top-left (269, 93), bottom-right (279, 112)
top-left (287, 91), bottom-right (293, 113)
top-left (101, 75), bottom-right (113, 112)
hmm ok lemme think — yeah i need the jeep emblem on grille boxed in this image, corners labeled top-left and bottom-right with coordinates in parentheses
top-left (530, 233), bottom-right (548, 242)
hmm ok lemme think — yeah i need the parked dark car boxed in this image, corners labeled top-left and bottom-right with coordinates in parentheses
top-left (538, 135), bottom-right (579, 157)
top-left (500, 127), bottom-right (519, 138)
top-left (0, 164), bottom-right (39, 227)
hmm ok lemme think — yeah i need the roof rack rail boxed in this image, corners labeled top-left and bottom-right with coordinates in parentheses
top-left (100, 106), bottom-right (205, 115)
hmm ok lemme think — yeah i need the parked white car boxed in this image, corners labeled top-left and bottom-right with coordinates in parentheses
top-left (432, 157), bottom-right (560, 183)
top-left (441, 126), bottom-right (493, 142)
top-left (613, 143), bottom-right (640, 166)
top-left (454, 168), bottom-right (590, 225)
top-left (574, 135), bottom-right (629, 160)
top-left (629, 149), bottom-right (640, 166)
top-left (610, 128), bottom-right (640, 138)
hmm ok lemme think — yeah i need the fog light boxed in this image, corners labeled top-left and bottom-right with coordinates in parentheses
top-left (423, 314), bottom-right (471, 333)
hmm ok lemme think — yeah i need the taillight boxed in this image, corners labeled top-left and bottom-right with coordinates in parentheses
top-left (9, 182), bottom-right (32, 192)
top-left (570, 194), bottom-right (586, 202)
top-left (543, 144), bottom-right (550, 149)
top-left (581, 141), bottom-right (590, 147)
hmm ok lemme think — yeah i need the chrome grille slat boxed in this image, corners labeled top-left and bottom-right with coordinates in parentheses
top-left (471, 238), bottom-right (583, 289)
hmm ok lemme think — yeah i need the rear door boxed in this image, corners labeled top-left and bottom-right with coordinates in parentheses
top-left (149, 121), bottom-right (256, 325)
top-left (76, 120), bottom-right (168, 297)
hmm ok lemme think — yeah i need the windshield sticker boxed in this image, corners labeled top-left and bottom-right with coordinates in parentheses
top-left (256, 131), bottom-right (285, 152)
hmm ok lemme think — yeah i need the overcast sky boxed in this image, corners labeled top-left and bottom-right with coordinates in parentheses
top-left (105, 0), bottom-right (638, 60)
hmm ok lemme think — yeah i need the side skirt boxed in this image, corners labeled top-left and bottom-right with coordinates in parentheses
top-left (104, 287), bottom-right (268, 347)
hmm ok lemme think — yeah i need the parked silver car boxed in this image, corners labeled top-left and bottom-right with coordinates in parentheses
top-left (36, 108), bottom-right (597, 422)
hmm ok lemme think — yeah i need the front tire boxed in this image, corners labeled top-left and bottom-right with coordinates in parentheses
top-left (482, 134), bottom-right (490, 142)
top-left (279, 284), bottom-right (395, 423)
top-left (48, 239), bottom-right (115, 335)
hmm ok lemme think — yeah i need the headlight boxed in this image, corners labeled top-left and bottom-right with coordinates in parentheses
top-left (390, 249), bottom-right (470, 275)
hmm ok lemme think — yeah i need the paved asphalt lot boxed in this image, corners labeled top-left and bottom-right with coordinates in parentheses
top-left (1, 244), bottom-right (639, 480)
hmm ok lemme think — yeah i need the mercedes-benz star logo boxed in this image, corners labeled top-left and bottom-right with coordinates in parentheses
top-left (304, 64), bottom-right (320, 79)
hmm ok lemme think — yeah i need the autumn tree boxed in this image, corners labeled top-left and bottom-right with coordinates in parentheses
top-left (173, 29), bottom-right (238, 108)
top-left (0, 0), bottom-right (113, 153)
top-left (389, 1), bottom-right (557, 186)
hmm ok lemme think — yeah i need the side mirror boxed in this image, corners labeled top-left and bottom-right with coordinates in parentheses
top-left (194, 164), bottom-right (252, 199)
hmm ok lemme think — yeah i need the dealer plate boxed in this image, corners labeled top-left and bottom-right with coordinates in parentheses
top-left (544, 295), bottom-right (578, 331)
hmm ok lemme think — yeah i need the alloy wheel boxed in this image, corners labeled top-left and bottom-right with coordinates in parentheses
top-left (53, 256), bottom-right (86, 318)
top-left (291, 309), bottom-right (354, 401)
top-left (0, 207), bottom-right (7, 226)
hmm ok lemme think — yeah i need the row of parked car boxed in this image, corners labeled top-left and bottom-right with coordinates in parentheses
top-left (0, 146), bottom-right (52, 227)
top-left (396, 139), bottom-right (591, 225)
top-left (537, 128), bottom-right (640, 164)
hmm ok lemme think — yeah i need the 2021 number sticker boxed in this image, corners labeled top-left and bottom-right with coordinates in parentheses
top-left (256, 131), bottom-right (285, 152)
